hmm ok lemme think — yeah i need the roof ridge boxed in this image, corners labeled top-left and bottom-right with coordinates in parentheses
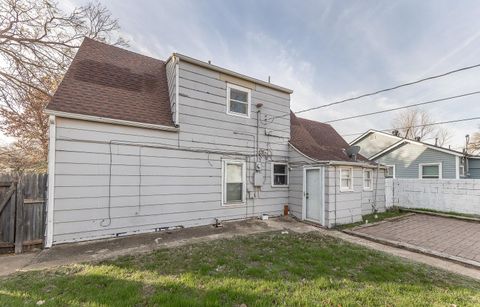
top-left (82, 37), bottom-right (166, 64)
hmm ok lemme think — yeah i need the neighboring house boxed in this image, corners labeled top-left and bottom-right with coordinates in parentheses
top-left (288, 114), bottom-right (386, 226)
top-left (350, 129), bottom-right (480, 179)
top-left (44, 38), bottom-right (385, 246)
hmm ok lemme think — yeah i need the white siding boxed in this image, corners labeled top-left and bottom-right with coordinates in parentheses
top-left (287, 146), bottom-right (316, 218)
top-left (324, 166), bottom-right (386, 227)
top-left (52, 60), bottom-right (291, 244)
top-left (287, 145), bottom-right (387, 228)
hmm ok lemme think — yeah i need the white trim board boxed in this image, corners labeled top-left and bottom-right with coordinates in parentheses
top-left (44, 110), bottom-right (180, 132)
top-left (349, 129), bottom-right (401, 146)
top-left (368, 137), bottom-right (465, 160)
top-left (302, 166), bottom-right (326, 226)
top-left (171, 53), bottom-right (293, 94)
top-left (419, 162), bottom-right (443, 179)
top-left (45, 115), bottom-right (56, 248)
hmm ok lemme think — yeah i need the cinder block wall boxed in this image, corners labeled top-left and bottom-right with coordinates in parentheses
top-left (386, 179), bottom-right (480, 215)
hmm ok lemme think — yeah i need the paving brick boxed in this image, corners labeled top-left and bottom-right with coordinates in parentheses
top-left (354, 214), bottom-right (480, 263)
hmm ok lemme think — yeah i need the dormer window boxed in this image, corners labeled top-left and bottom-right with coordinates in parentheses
top-left (226, 83), bottom-right (251, 118)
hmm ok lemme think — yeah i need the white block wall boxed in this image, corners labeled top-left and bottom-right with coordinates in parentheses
top-left (386, 178), bottom-right (480, 215)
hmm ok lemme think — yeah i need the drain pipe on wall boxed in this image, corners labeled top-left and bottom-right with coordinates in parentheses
top-left (334, 165), bottom-right (337, 227)
top-left (372, 164), bottom-right (380, 213)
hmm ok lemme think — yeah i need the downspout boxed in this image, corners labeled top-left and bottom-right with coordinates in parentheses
top-left (334, 165), bottom-right (337, 227)
top-left (372, 163), bottom-right (379, 213)
top-left (45, 115), bottom-right (56, 248)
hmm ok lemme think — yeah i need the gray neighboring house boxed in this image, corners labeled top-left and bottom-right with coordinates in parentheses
top-left (44, 38), bottom-right (385, 246)
top-left (350, 129), bottom-right (480, 179)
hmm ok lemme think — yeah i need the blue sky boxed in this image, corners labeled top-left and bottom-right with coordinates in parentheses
top-left (5, 0), bottom-right (480, 148)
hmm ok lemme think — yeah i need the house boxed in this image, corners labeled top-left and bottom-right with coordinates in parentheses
top-left (44, 38), bottom-right (385, 246)
top-left (350, 129), bottom-right (480, 179)
top-left (288, 114), bottom-right (386, 226)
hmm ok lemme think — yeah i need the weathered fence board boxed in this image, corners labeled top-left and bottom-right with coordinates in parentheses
top-left (0, 173), bottom-right (48, 254)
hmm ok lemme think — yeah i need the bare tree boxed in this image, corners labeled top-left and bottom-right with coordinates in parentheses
top-left (434, 126), bottom-right (451, 147)
top-left (0, 0), bottom-right (127, 171)
top-left (391, 108), bottom-right (451, 146)
top-left (468, 130), bottom-right (480, 154)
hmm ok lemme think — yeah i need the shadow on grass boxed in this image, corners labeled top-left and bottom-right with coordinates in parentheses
top-left (1, 232), bottom-right (480, 306)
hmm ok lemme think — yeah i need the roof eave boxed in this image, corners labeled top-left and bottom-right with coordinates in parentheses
top-left (45, 109), bottom-right (179, 132)
top-left (173, 53), bottom-right (293, 94)
top-left (289, 143), bottom-right (381, 168)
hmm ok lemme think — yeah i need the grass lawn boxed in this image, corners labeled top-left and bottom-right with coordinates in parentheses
top-left (336, 208), bottom-right (407, 230)
top-left (1, 232), bottom-right (480, 306)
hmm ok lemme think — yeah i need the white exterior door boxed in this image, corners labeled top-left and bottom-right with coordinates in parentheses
top-left (304, 167), bottom-right (324, 225)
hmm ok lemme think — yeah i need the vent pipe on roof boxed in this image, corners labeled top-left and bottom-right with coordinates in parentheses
top-left (435, 138), bottom-right (438, 146)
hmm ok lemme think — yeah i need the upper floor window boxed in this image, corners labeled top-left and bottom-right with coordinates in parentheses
top-left (385, 165), bottom-right (395, 178)
top-left (419, 163), bottom-right (442, 179)
top-left (226, 83), bottom-right (251, 118)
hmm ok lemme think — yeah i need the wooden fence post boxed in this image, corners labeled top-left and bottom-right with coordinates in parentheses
top-left (14, 180), bottom-right (24, 254)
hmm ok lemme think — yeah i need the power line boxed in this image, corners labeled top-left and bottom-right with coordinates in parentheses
top-left (268, 90), bottom-right (480, 134)
top-left (341, 116), bottom-right (480, 137)
top-left (325, 90), bottom-right (480, 123)
top-left (275, 62), bottom-right (480, 119)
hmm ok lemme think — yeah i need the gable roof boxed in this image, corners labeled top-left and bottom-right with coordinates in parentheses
top-left (290, 112), bottom-right (371, 163)
top-left (46, 38), bottom-right (174, 127)
top-left (352, 129), bottom-right (470, 159)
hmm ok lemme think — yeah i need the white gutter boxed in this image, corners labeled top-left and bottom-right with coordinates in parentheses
top-left (289, 143), bottom-right (385, 168)
top-left (44, 110), bottom-right (180, 132)
top-left (170, 53), bottom-right (293, 94)
top-left (45, 115), bottom-right (56, 248)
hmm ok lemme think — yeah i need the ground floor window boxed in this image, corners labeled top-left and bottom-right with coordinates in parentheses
top-left (419, 163), bottom-right (442, 179)
top-left (272, 163), bottom-right (288, 187)
top-left (223, 160), bottom-right (246, 204)
top-left (363, 169), bottom-right (373, 190)
top-left (340, 167), bottom-right (354, 191)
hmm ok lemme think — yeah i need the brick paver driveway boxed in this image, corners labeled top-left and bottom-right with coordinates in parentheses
top-left (352, 214), bottom-right (480, 265)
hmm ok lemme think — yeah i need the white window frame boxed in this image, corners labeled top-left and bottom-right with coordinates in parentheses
top-left (222, 159), bottom-right (247, 206)
top-left (363, 169), bottom-right (373, 191)
top-left (271, 162), bottom-right (289, 187)
top-left (419, 162), bottom-right (442, 179)
top-left (458, 157), bottom-right (466, 178)
top-left (226, 83), bottom-right (251, 118)
top-left (385, 165), bottom-right (396, 179)
top-left (339, 167), bottom-right (354, 192)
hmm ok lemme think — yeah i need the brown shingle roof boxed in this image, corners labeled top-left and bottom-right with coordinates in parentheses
top-left (290, 112), bottom-right (370, 163)
top-left (46, 38), bottom-right (174, 127)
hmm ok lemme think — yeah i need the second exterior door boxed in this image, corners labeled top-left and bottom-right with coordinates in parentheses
top-left (305, 167), bottom-right (324, 225)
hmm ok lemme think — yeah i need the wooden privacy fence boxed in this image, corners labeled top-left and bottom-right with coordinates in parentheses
top-left (0, 173), bottom-right (48, 254)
